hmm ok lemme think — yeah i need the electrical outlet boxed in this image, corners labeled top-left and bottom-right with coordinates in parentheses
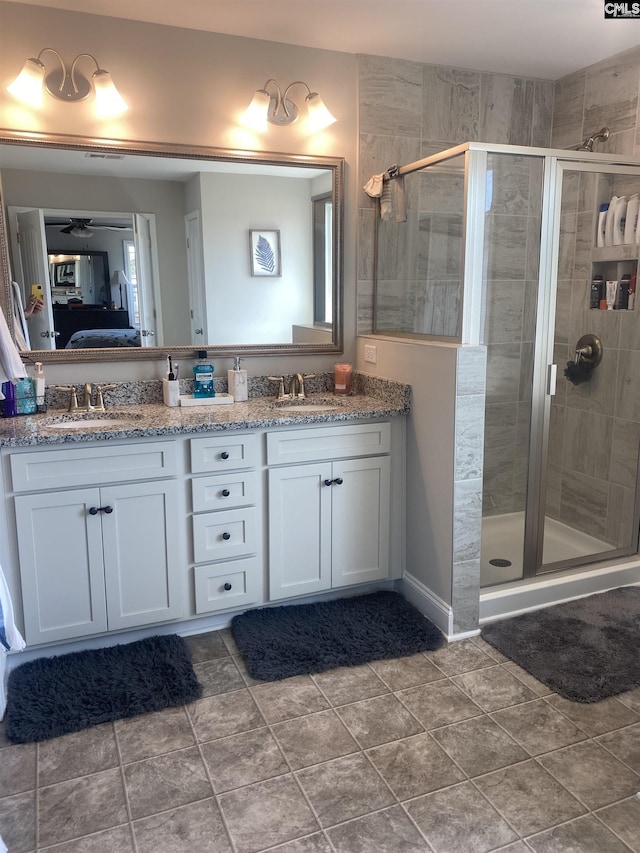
top-left (364, 344), bottom-right (377, 364)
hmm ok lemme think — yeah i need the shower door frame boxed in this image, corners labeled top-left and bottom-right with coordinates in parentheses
top-left (524, 157), bottom-right (640, 578)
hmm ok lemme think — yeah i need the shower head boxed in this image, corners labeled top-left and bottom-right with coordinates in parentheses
top-left (576, 127), bottom-right (610, 152)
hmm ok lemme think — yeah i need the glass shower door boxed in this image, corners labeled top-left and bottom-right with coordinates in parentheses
top-left (538, 161), bottom-right (640, 573)
top-left (479, 151), bottom-right (547, 586)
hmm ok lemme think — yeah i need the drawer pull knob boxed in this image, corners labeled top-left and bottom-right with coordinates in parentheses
top-left (224, 582), bottom-right (232, 591)
top-left (333, 477), bottom-right (344, 486)
top-left (222, 532), bottom-right (231, 540)
top-left (89, 505), bottom-right (113, 515)
top-left (324, 479), bottom-right (333, 487)
top-left (220, 451), bottom-right (230, 460)
top-left (221, 489), bottom-right (231, 497)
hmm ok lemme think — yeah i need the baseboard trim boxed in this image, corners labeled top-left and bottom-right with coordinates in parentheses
top-left (480, 559), bottom-right (640, 624)
top-left (400, 573), bottom-right (477, 641)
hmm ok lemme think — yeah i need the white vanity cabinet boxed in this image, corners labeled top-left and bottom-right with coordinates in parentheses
top-left (267, 423), bottom-right (391, 600)
top-left (9, 441), bottom-right (183, 645)
top-left (189, 433), bottom-right (261, 614)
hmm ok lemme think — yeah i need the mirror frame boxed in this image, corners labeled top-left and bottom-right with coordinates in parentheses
top-left (0, 130), bottom-right (344, 363)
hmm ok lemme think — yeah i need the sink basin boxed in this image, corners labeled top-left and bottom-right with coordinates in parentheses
top-left (271, 397), bottom-right (346, 413)
top-left (40, 412), bottom-right (144, 430)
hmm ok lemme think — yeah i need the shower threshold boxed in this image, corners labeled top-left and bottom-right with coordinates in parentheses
top-left (481, 511), bottom-right (611, 586)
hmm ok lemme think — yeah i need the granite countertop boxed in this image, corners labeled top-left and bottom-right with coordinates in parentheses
top-left (0, 375), bottom-right (410, 447)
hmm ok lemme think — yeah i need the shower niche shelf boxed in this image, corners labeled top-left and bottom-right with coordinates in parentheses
top-left (590, 245), bottom-right (638, 310)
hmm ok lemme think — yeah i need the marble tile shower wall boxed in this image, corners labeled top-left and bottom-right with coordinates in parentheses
top-left (374, 167), bottom-right (464, 337)
top-left (357, 54), bottom-right (554, 335)
top-left (549, 47), bottom-right (640, 546)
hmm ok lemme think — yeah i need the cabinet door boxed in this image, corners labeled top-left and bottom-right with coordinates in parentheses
top-left (14, 488), bottom-right (108, 644)
top-left (331, 456), bottom-right (391, 588)
top-left (268, 463), bottom-right (332, 600)
top-left (101, 480), bottom-right (183, 630)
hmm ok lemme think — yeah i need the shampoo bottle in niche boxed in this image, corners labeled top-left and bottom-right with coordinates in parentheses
top-left (624, 193), bottom-right (640, 244)
top-left (193, 350), bottom-right (215, 398)
top-left (227, 357), bottom-right (248, 402)
top-left (597, 204), bottom-right (609, 247)
top-left (590, 275), bottom-right (604, 308)
top-left (613, 196), bottom-right (628, 246)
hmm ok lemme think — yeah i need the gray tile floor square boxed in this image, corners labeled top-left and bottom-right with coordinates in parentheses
top-left (1, 630), bottom-right (639, 852)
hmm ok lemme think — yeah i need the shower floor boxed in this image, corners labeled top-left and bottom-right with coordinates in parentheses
top-left (481, 511), bottom-right (612, 586)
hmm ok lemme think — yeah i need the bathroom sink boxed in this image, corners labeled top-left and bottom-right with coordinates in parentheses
top-left (270, 398), bottom-right (346, 413)
top-left (40, 412), bottom-right (144, 430)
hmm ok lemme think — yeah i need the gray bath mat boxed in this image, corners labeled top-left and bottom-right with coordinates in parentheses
top-left (231, 590), bottom-right (444, 681)
top-left (5, 634), bottom-right (202, 743)
top-left (481, 586), bottom-right (640, 703)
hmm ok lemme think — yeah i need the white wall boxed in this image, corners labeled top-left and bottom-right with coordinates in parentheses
top-left (0, 0), bottom-right (357, 383)
top-left (200, 172), bottom-right (313, 344)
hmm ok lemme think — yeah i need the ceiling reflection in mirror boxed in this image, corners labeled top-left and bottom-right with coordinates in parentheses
top-left (0, 133), bottom-right (344, 361)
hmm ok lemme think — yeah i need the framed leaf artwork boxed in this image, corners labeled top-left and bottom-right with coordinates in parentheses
top-left (249, 229), bottom-right (281, 277)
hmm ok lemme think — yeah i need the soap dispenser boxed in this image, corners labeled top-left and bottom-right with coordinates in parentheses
top-left (193, 350), bottom-right (215, 398)
top-left (228, 357), bottom-right (248, 402)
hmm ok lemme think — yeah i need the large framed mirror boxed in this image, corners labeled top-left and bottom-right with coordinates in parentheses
top-left (0, 131), bottom-right (344, 362)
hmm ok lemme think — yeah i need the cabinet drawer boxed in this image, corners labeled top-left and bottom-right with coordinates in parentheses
top-left (190, 433), bottom-right (259, 473)
top-left (194, 557), bottom-right (260, 614)
top-left (192, 507), bottom-right (257, 563)
top-left (10, 441), bottom-right (177, 493)
top-left (192, 471), bottom-right (258, 512)
top-left (267, 422), bottom-right (390, 465)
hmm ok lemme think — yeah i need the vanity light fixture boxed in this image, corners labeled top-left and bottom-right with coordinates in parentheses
top-left (7, 48), bottom-right (128, 117)
top-left (243, 79), bottom-right (336, 132)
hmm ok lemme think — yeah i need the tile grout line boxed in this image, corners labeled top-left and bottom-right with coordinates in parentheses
top-left (183, 701), bottom-right (239, 853)
top-left (112, 719), bottom-right (140, 853)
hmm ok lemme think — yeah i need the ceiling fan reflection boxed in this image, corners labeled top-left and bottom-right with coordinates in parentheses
top-left (45, 217), bottom-right (133, 238)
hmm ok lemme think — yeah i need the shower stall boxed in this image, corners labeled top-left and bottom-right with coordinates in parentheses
top-left (373, 141), bottom-right (640, 591)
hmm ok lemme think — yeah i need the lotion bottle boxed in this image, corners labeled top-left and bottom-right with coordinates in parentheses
top-left (613, 196), bottom-right (628, 246)
top-left (624, 193), bottom-right (640, 244)
top-left (227, 357), bottom-right (248, 402)
top-left (33, 362), bottom-right (46, 411)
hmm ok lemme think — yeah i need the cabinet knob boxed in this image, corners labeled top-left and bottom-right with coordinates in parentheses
top-left (324, 479), bottom-right (333, 486)
top-left (221, 489), bottom-right (231, 497)
top-left (89, 506), bottom-right (99, 515)
top-left (222, 531), bottom-right (231, 540)
top-left (223, 582), bottom-right (232, 591)
top-left (333, 477), bottom-right (344, 485)
top-left (220, 451), bottom-right (229, 460)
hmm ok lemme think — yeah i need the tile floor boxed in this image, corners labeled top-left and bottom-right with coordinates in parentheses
top-left (1, 630), bottom-right (639, 853)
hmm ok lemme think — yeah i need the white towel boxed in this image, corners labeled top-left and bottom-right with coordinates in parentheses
top-left (363, 173), bottom-right (384, 198)
top-left (11, 280), bottom-right (31, 350)
top-left (0, 562), bottom-right (25, 719)
top-left (0, 305), bottom-right (27, 399)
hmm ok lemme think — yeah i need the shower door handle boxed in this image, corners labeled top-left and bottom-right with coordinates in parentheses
top-left (547, 363), bottom-right (557, 396)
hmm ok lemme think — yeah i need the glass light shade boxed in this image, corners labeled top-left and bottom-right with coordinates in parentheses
top-left (7, 58), bottom-right (46, 108)
top-left (242, 88), bottom-right (270, 131)
top-left (305, 92), bottom-right (336, 132)
top-left (92, 69), bottom-right (128, 118)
